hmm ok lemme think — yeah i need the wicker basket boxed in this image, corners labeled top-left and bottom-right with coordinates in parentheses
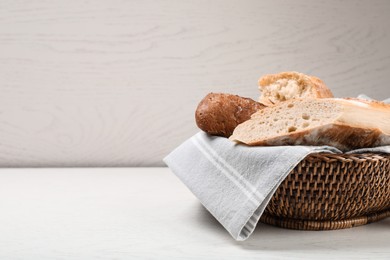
top-left (260, 153), bottom-right (390, 230)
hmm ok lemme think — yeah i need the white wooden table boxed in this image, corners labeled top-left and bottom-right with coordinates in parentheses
top-left (0, 168), bottom-right (388, 259)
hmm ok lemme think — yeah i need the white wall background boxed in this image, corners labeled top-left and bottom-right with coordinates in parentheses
top-left (0, 0), bottom-right (389, 167)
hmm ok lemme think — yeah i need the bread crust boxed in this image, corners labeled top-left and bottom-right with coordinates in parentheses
top-left (244, 123), bottom-right (384, 152)
top-left (195, 93), bottom-right (265, 137)
top-left (342, 97), bottom-right (390, 110)
top-left (258, 71), bottom-right (333, 105)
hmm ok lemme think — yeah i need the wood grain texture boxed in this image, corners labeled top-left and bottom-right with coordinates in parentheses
top-left (0, 0), bottom-right (389, 166)
top-left (0, 168), bottom-right (389, 259)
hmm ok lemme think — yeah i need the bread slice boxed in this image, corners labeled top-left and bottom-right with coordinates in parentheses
top-left (230, 98), bottom-right (390, 151)
top-left (258, 71), bottom-right (334, 105)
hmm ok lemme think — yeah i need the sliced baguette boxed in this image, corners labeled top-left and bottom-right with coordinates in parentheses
top-left (230, 98), bottom-right (390, 151)
top-left (258, 71), bottom-right (333, 105)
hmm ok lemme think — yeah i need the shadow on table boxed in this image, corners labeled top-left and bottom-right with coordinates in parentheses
top-left (195, 203), bottom-right (390, 251)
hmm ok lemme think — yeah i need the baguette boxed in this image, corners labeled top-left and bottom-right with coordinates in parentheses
top-left (258, 71), bottom-right (333, 105)
top-left (195, 93), bottom-right (265, 137)
top-left (230, 98), bottom-right (390, 151)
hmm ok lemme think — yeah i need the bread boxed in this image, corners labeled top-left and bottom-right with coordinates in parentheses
top-left (230, 98), bottom-right (390, 151)
top-left (195, 93), bottom-right (265, 137)
top-left (258, 71), bottom-right (334, 105)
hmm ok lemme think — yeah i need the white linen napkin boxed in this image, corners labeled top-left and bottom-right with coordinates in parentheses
top-left (163, 97), bottom-right (390, 241)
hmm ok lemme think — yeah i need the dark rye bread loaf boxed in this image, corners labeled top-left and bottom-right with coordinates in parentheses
top-left (195, 93), bottom-right (265, 137)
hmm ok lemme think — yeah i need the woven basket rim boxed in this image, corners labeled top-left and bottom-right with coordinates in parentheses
top-left (261, 208), bottom-right (390, 230)
top-left (305, 152), bottom-right (390, 163)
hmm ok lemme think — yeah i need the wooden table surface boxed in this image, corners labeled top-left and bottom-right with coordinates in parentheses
top-left (0, 167), bottom-right (388, 259)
